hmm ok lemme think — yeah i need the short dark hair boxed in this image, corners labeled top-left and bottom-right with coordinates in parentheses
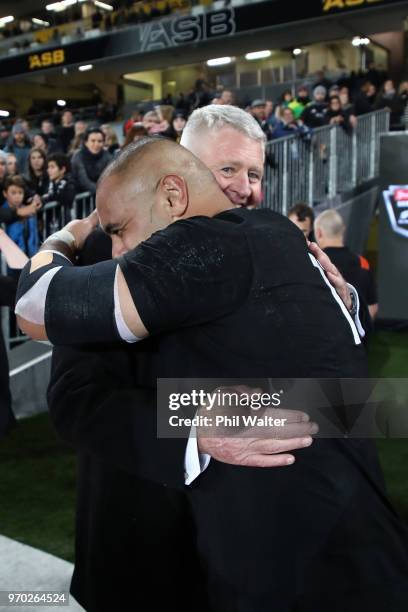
top-left (287, 203), bottom-right (314, 223)
top-left (34, 132), bottom-right (49, 144)
top-left (47, 153), bottom-right (71, 173)
top-left (84, 127), bottom-right (105, 142)
top-left (3, 174), bottom-right (26, 192)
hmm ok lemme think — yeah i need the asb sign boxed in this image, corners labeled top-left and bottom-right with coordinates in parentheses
top-left (139, 9), bottom-right (235, 52)
top-left (28, 49), bottom-right (65, 70)
top-left (323, 0), bottom-right (383, 11)
top-left (383, 185), bottom-right (408, 239)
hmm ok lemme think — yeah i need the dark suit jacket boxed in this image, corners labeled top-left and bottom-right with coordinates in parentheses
top-left (47, 230), bottom-right (206, 611)
top-left (0, 274), bottom-right (17, 438)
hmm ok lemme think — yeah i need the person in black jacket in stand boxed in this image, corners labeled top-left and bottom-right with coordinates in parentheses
top-left (42, 154), bottom-right (76, 211)
top-left (300, 86), bottom-right (328, 128)
top-left (71, 128), bottom-right (112, 196)
top-left (41, 154), bottom-right (77, 232)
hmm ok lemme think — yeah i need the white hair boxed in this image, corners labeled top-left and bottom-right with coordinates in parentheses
top-left (314, 209), bottom-right (345, 237)
top-left (181, 105), bottom-right (266, 150)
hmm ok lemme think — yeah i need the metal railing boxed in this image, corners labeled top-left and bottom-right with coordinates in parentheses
top-left (2, 192), bottom-right (95, 351)
top-left (40, 191), bottom-right (94, 240)
top-left (263, 109), bottom-right (390, 215)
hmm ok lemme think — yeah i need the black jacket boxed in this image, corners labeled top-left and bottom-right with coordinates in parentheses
top-left (301, 102), bottom-right (328, 128)
top-left (0, 274), bottom-right (17, 438)
top-left (71, 147), bottom-right (112, 194)
top-left (47, 230), bottom-right (206, 612)
top-left (42, 173), bottom-right (76, 212)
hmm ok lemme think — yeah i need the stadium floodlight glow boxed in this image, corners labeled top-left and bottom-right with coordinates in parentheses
top-left (0, 110), bottom-right (10, 117)
top-left (245, 50), bottom-right (271, 61)
top-left (352, 36), bottom-right (370, 47)
top-left (293, 48), bottom-right (302, 56)
top-left (56, 99), bottom-right (67, 107)
top-left (32, 18), bottom-right (50, 26)
top-left (78, 64), bottom-right (93, 71)
top-left (94, 0), bottom-right (114, 10)
top-left (0, 16), bottom-right (14, 27)
top-left (46, 0), bottom-right (77, 11)
top-left (207, 57), bottom-right (232, 67)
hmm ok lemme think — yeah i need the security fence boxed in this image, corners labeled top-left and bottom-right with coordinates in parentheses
top-left (40, 191), bottom-right (94, 240)
top-left (263, 109), bottom-right (390, 215)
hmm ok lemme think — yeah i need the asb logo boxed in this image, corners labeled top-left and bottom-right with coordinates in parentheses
top-left (28, 49), bottom-right (65, 70)
top-left (322, 0), bottom-right (382, 11)
top-left (139, 8), bottom-right (235, 52)
top-left (383, 185), bottom-right (408, 238)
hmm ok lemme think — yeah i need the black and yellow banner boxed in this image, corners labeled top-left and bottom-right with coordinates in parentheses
top-left (0, 0), bottom-right (404, 78)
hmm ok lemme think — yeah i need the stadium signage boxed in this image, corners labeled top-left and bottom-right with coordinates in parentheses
top-left (383, 185), bottom-right (408, 239)
top-left (0, 0), bottom-right (405, 78)
top-left (139, 9), bottom-right (236, 52)
top-left (28, 49), bottom-right (65, 70)
top-left (322, 0), bottom-right (383, 11)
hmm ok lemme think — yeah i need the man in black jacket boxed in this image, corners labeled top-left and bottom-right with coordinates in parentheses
top-left (49, 228), bottom-right (207, 612)
top-left (314, 209), bottom-right (378, 321)
top-left (301, 86), bottom-right (328, 128)
top-left (17, 137), bottom-right (408, 612)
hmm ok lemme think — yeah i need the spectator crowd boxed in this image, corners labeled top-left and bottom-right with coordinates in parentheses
top-left (0, 63), bottom-right (407, 265)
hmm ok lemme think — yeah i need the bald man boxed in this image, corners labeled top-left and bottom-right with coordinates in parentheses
top-left (314, 209), bottom-right (378, 320)
top-left (16, 138), bottom-right (408, 612)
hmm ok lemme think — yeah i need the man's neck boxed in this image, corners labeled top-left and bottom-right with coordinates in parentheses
top-left (323, 238), bottom-right (344, 249)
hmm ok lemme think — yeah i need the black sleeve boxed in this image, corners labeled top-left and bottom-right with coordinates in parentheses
top-left (47, 343), bottom-right (187, 488)
top-left (44, 259), bottom-right (119, 345)
top-left (300, 107), bottom-right (310, 123)
top-left (119, 217), bottom-right (252, 335)
top-left (0, 274), bottom-right (18, 307)
top-left (0, 207), bottom-right (18, 224)
top-left (365, 270), bottom-right (378, 306)
top-left (57, 180), bottom-right (76, 210)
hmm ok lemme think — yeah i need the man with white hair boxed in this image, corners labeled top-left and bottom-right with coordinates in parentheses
top-left (315, 209), bottom-right (378, 320)
top-left (180, 104), bottom-right (265, 208)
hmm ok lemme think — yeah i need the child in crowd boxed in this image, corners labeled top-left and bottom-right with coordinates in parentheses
top-left (2, 175), bottom-right (38, 257)
top-left (42, 153), bottom-right (76, 222)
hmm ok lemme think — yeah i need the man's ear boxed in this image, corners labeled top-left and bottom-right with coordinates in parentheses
top-left (158, 174), bottom-right (188, 218)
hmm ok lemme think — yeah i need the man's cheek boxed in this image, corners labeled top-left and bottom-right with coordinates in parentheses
top-left (213, 173), bottom-right (229, 194)
top-left (249, 186), bottom-right (263, 207)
